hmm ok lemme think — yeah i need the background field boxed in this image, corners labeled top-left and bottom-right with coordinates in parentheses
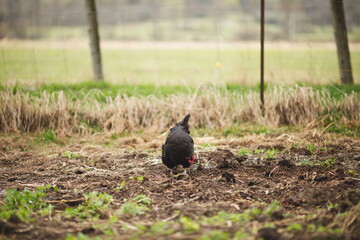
top-left (1, 41), bottom-right (360, 86)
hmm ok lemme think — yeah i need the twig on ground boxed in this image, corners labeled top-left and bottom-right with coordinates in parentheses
top-left (269, 166), bottom-right (279, 177)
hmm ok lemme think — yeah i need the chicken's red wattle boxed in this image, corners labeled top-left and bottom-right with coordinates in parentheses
top-left (187, 155), bottom-right (195, 163)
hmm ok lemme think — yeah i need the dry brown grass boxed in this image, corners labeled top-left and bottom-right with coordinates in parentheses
top-left (0, 86), bottom-right (359, 135)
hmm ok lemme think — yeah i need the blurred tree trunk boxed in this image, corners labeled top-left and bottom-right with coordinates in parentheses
top-left (151, 0), bottom-right (162, 41)
top-left (280, 0), bottom-right (299, 41)
top-left (330, 0), bottom-right (353, 85)
top-left (31, 0), bottom-right (41, 38)
top-left (85, 0), bottom-right (104, 81)
top-left (7, 0), bottom-right (25, 38)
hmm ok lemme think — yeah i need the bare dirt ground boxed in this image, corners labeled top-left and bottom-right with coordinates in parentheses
top-left (0, 132), bottom-right (360, 240)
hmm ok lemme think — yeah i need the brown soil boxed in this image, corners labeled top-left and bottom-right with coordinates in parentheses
top-left (0, 133), bottom-right (360, 240)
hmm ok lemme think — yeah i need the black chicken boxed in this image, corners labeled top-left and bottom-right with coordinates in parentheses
top-left (162, 114), bottom-right (195, 170)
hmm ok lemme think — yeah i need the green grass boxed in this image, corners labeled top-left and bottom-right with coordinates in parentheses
top-left (34, 81), bottom-right (194, 98)
top-left (64, 233), bottom-right (101, 240)
top-left (61, 151), bottom-right (82, 159)
top-left (237, 147), bottom-right (252, 156)
top-left (117, 194), bottom-right (152, 217)
top-left (43, 130), bottom-right (58, 143)
top-left (325, 124), bottom-right (360, 137)
top-left (2, 80), bottom-right (360, 104)
top-left (1, 43), bottom-right (359, 86)
top-left (307, 84), bottom-right (360, 100)
top-left (263, 148), bottom-right (279, 160)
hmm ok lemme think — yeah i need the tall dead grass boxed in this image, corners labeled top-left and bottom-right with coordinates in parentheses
top-left (0, 86), bottom-right (359, 135)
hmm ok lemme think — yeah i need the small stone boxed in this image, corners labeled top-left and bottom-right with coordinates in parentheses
top-left (221, 171), bottom-right (235, 183)
top-left (278, 159), bottom-right (293, 167)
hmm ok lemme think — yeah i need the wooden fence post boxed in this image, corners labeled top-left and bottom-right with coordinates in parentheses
top-left (85, 0), bottom-right (104, 81)
top-left (330, 0), bottom-right (353, 85)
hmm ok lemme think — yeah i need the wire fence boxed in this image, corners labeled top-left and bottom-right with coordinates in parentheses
top-left (0, 0), bottom-right (359, 86)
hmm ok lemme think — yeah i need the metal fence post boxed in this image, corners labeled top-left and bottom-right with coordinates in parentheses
top-left (260, 0), bottom-right (265, 114)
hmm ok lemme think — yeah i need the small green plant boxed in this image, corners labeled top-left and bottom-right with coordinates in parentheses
top-left (115, 180), bottom-right (126, 191)
top-left (297, 159), bottom-right (314, 166)
top-left (136, 176), bottom-right (145, 182)
top-left (307, 144), bottom-right (316, 154)
top-left (201, 211), bottom-right (238, 226)
top-left (263, 200), bottom-right (281, 216)
top-left (233, 230), bottom-right (250, 240)
top-left (316, 158), bottom-right (336, 167)
top-left (323, 158), bottom-right (336, 167)
top-left (0, 185), bottom-right (53, 223)
top-left (319, 147), bottom-right (329, 151)
top-left (119, 195), bottom-right (152, 216)
top-left (201, 206), bottom-right (264, 228)
top-left (287, 223), bottom-right (303, 231)
top-left (264, 148), bottom-right (278, 159)
top-left (179, 216), bottom-right (200, 233)
top-left (263, 222), bottom-right (276, 228)
top-left (237, 147), bottom-right (252, 156)
top-left (254, 149), bottom-right (264, 154)
top-left (197, 230), bottom-right (230, 240)
top-left (111, 133), bottom-right (119, 140)
top-left (62, 151), bottom-right (82, 158)
top-left (223, 128), bottom-right (234, 137)
top-left (305, 213), bottom-right (314, 220)
top-left (132, 194), bottom-right (152, 205)
top-left (242, 207), bottom-right (263, 219)
top-left (93, 215), bottom-right (119, 237)
top-left (64, 233), bottom-right (102, 240)
top-left (305, 223), bottom-right (342, 234)
top-left (64, 191), bottom-right (113, 220)
top-left (348, 169), bottom-right (358, 175)
top-left (327, 203), bottom-right (339, 211)
top-left (43, 130), bottom-right (57, 143)
top-left (131, 224), bottom-right (147, 235)
top-left (128, 176), bottom-right (145, 182)
top-left (120, 202), bottom-right (150, 216)
top-left (201, 142), bottom-right (216, 148)
top-left (147, 221), bottom-right (174, 235)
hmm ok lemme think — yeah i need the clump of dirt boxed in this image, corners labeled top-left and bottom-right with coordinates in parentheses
top-left (338, 190), bottom-right (360, 212)
top-left (342, 203), bottom-right (360, 240)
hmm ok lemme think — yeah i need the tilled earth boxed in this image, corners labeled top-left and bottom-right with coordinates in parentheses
top-left (0, 132), bottom-right (360, 240)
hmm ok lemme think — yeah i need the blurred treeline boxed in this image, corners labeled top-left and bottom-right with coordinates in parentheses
top-left (0, 0), bottom-right (359, 41)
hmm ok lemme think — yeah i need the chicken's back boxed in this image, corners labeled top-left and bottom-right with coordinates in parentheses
top-left (162, 130), bottom-right (194, 168)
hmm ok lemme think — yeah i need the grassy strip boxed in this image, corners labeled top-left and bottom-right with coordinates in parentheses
top-left (1, 81), bottom-right (360, 100)
top-left (1, 81), bottom-right (255, 101)
top-left (0, 84), bottom-right (359, 137)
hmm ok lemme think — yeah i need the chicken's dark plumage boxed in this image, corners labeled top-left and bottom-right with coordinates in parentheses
top-left (162, 114), bottom-right (195, 169)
